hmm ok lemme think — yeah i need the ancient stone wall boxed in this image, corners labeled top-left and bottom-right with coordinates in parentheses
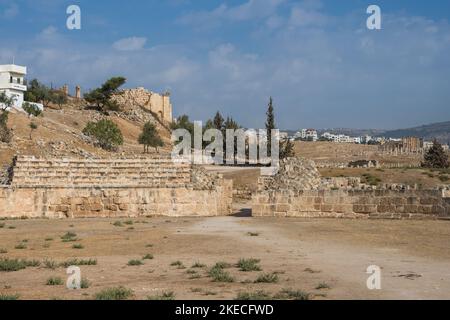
top-left (252, 189), bottom-right (450, 219)
top-left (253, 157), bottom-right (450, 219)
top-left (0, 156), bottom-right (233, 218)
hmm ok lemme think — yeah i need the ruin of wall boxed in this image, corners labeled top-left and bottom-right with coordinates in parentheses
top-left (252, 157), bottom-right (450, 219)
top-left (112, 88), bottom-right (173, 123)
top-left (0, 156), bottom-right (232, 218)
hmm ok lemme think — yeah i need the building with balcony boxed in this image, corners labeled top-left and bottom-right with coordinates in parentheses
top-left (0, 64), bottom-right (43, 111)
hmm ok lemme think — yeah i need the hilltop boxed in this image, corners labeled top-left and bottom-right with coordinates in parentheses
top-left (381, 121), bottom-right (450, 144)
top-left (0, 96), bottom-right (172, 168)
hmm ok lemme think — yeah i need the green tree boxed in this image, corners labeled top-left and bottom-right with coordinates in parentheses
top-left (29, 122), bottom-right (38, 140)
top-left (265, 97), bottom-right (275, 156)
top-left (84, 77), bottom-right (126, 113)
top-left (52, 91), bottom-right (68, 108)
top-left (213, 111), bottom-right (224, 130)
top-left (22, 102), bottom-right (42, 118)
top-left (280, 138), bottom-right (295, 159)
top-left (0, 93), bottom-right (13, 143)
top-left (82, 119), bottom-right (124, 151)
top-left (138, 122), bottom-right (164, 153)
top-left (24, 79), bottom-right (54, 107)
top-left (422, 140), bottom-right (449, 169)
top-left (171, 114), bottom-right (195, 146)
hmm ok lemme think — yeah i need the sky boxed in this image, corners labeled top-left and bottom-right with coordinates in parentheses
top-left (1, 0), bottom-right (450, 130)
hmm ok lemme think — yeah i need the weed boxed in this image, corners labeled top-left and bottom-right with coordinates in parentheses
top-left (236, 291), bottom-right (271, 300)
top-left (254, 273), bottom-right (279, 283)
top-left (274, 289), bottom-right (311, 300)
top-left (147, 291), bottom-right (175, 300)
top-left (112, 221), bottom-right (123, 227)
top-left (46, 277), bottom-right (64, 286)
top-left (59, 258), bottom-right (97, 268)
top-left (208, 265), bottom-right (234, 283)
top-left (237, 258), bottom-right (261, 272)
top-left (43, 259), bottom-right (58, 270)
top-left (95, 287), bottom-right (133, 300)
top-left (80, 278), bottom-right (90, 289)
top-left (316, 282), bottom-right (331, 290)
top-left (142, 254), bottom-right (154, 260)
top-left (128, 259), bottom-right (143, 266)
top-left (191, 262), bottom-right (206, 268)
top-left (14, 243), bottom-right (27, 250)
top-left (0, 293), bottom-right (20, 300)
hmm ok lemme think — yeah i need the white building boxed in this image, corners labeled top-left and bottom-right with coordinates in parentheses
top-left (0, 64), bottom-right (43, 111)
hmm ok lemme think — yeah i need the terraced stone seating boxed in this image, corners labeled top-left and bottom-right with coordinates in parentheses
top-left (11, 156), bottom-right (192, 188)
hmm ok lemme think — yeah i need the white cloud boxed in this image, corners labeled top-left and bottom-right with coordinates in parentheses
top-left (113, 37), bottom-right (147, 51)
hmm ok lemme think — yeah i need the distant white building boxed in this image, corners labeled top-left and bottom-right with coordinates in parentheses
top-left (0, 64), bottom-right (43, 111)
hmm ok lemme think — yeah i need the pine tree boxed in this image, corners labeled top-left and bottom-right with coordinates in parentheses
top-left (213, 111), bottom-right (224, 131)
top-left (422, 140), bottom-right (449, 169)
top-left (265, 97), bottom-right (275, 156)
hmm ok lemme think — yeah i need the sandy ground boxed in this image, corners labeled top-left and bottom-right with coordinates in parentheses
top-left (1, 212), bottom-right (449, 300)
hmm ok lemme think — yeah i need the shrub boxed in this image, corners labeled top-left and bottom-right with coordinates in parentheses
top-left (46, 277), bottom-right (64, 286)
top-left (274, 289), bottom-right (311, 300)
top-left (236, 291), bottom-right (271, 300)
top-left (170, 261), bottom-right (184, 267)
top-left (237, 258), bottom-right (261, 272)
top-left (84, 77), bottom-right (126, 113)
top-left (43, 259), bottom-right (58, 270)
top-left (14, 243), bottom-right (27, 250)
top-left (112, 221), bottom-right (123, 227)
top-left (142, 254), bottom-right (154, 260)
top-left (254, 273), bottom-right (279, 283)
top-left (0, 293), bottom-right (20, 300)
top-left (0, 258), bottom-right (27, 272)
top-left (83, 119), bottom-right (123, 151)
top-left (80, 278), bottom-right (90, 289)
top-left (147, 291), bottom-right (175, 300)
top-left (72, 244), bottom-right (84, 249)
top-left (0, 223), bottom-right (4, 228)
top-left (95, 286), bottom-right (133, 300)
top-left (23, 102), bottom-right (42, 117)
top-left (0, 248), bottom-right (7, 254)
top-left (213, 261), bottom-right (232, 269)
top-left (316, 282), bottom-right (331, 290)
top-left (60, 258), bottom-right (97, 268)
top-left (208, 266), bottom-right (234, 283)
top-left (127, 259), bottom-right (143, 266)
top-left (191, 262), bottom-right (206, 268)
top-left (61, 232), bottom-right (77, 242)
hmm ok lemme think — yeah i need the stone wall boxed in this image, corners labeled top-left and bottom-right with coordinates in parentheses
top-left (0, 156), bottom-right (233, 218)
top-left (252, 189), bottom-right (450, 219)
top-left (252, 157), bottom-right (450, 219)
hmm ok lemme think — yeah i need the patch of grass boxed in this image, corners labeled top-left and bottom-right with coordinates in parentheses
top-left (274, 289), bottom-right (311, 300)
top-left (45, 237), bottom-right (54, 241)
top-left (147, 291), bottom-right (175, 300)
top-left (127, 259), bottom-right (143, 266)
top-left (60, 258), bottom-right (97, 268)
top-left (186, 269), bottom-right (197, 274)
top-left (124, 220), bottom-right (134, 225)
top-left (14, 243), bottom-right (27, 250)
top-left (361, 173), bottom-right (382, 186)
top-left (213, 261), bottom-right (232, 269)
top-left (145, 244), bottom-right (154, 248)
top-left (304, 268), bottom-right (321, 274)
top-left (72, 244), bottom-right (84, 249)
top-left (203, 291), bottom-right (217, 296)
top-left (316, 282), bottom-right (331, 290)
top-left (208, 265), bottom-right (234, 283)
top-left (61, 232), bottom-right (78, 242)
top-left (0, 223), bottom-right (4, 228)
top-left (80, 278), bottom-right (90, 289)
top-left (254, 273), bottom-right (279, 283)
top-left (247, 232), bottom-right (260, 237)
top-left (189, 274), bottom-right (201, 279)
top-left (112, 221), bottom-right (123, 227)
top-left (0, 258), bottom-right (38, 272)
top-left (237, 258), bottom-right (261, 272)
top-left (126, 227), bottom-right (135, 231)
top-left (95, 287), bottom-right (133, 300)
top-left (142, 254), bottom-right (154, 260)
top-left (0, 293), bottom-right (20, 300)
top-left (46, 277), bottom-right (63, 286)
top-left (0, 249), bottom-right (7, 254)
top-left (170, 261), bottom-right (184, 268)
top-left (191, 262), bottom-right (206, 268)
top-left (8, 226), bottom-right (16, 229)
top-left (236, 291), bottom-right (271, 300)
top-left (43, 259), bottom-right (58, 270)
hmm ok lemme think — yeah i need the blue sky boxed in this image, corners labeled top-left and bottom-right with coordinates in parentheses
top-left (1, 0), bottom-right (450, 130)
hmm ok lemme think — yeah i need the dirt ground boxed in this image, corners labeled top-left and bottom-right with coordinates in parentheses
top-left (1, 212), bottom-right (449, 300)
